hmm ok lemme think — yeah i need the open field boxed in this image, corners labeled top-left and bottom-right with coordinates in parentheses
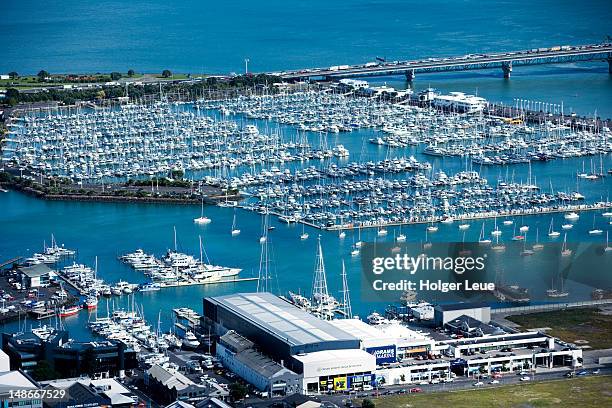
top-left (506, 307), bottom-right (612, 350)
top-left (371, 376), bottom-right (612, 408)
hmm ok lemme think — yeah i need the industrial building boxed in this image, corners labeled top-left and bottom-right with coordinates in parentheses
top-left (203, 293), bottom-right (376, 394)
top-left (216, 331), bottom-right (301, 396)
top-left (203, 294), bottom-right (583, 393)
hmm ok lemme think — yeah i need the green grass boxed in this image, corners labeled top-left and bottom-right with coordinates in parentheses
top-left (506, 308), bottom-right (612, 349)
top-left (370, 376), bottom-right (612, 408)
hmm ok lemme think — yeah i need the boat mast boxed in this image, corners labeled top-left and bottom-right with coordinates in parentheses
top-left (340, 260), bottom-right (352, 319)
top-left (311, 235), bottom-right (330, 311)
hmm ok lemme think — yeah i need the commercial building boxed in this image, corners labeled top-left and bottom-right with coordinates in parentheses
top-left (2, 331), bottom-right (137, 379)
top-left (432, 92), bottom-right (488, 114)
top-left (18, 264), bottom-right (53, 289)
top-left (41, 377), bottom-right (137, 408)
top-left (203, 294), bottom-right (582, 393)
top-left (145, 364), bottom-right (227, 404)
top-left (0, 370), bottom-right (42, 408)
top-left (216, 331), bottom-right (300, 396)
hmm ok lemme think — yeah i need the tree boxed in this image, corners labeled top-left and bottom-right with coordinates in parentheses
top-left (229, 382), bottom-right (247, 401)
top-left (96, 90), bottom-right (106, 99)
top-left (127, 69), bottom-right (135, 77)
top-left (37, 70), bottom-right (49, 81)
top-left (110, 72), bottom-right (122, 80)
top-left (361, 398), bottom-right (375, 408)
top-left (161, 69), bottom-right (172, 78)
top-left (8, 71), bottom-right (18, 79)
top-left (32, 360), bottom-right (60, 381)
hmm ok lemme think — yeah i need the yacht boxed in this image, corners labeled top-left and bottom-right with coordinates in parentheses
top-left (367, 312), bottom-right (389, 325)
top-left (564, 212), bottom-right (579, 221)
top-left (58, 305), bottom-right (80, 317)
top-left (396, 233), bottom-right (407, 242)
top-left (83, 296), bottom-right (98, 310)
top-left (182, 331), bottom-right (200, 349)
top-left (458, 224), bottom-right (470, 230)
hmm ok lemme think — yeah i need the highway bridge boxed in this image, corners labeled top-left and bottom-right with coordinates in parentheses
top-left (279, 43), bottom-right (612, 81)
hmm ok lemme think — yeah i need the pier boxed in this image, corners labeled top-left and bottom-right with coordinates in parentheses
top-left (280, 43), bottom-right (612, 81)
top-left (317, 202), bottom-right (612, 231)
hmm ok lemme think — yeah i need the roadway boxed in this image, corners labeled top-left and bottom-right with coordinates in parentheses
top-left (281, 43), bottom-right (612, 80)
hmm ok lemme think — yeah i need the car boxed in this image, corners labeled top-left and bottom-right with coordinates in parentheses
top-left (592, 369), bottom-right (600, 375)
top-left (577, 370), bottom-right (588, 376)
top-left (518, 371), bottom-right (530, 376)
top-left (492, 373), bottom-right (502, 379)
top-left (520, 376), bottom-right (530, 381)
top-left (564, 372), bottom-right (574, 378)
top-left (419, 381), bottom-right (429, 385)
top-left (409, 387), bottom-right (422, 393)
top-left (473, 381), bottom-right (484, 387)
top-left (489, 380), bottom-right (500, 384)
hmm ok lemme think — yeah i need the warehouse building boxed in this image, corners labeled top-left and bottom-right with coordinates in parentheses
top-left (203, 293), bottom-right (376, 394)
top-left (216, 331), bottom-right (301, 396)
top-left (203, 293), bottom-right (360, 362)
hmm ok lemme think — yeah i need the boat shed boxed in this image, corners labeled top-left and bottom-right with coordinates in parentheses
top-left (18, 264), bottom-right (53, 288)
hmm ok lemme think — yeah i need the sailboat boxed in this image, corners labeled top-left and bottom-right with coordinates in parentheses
top-left (377, 227), bottom-right (388, 236)
top-left (548, 219), bottom-right (560, 238)
top-left (491, 217), bottom-right (502, 237)
top-left (588, 213), bottom-right (603, 235)
top-left (458, 223), bottom-right (470, 230)
top-left (502, 218), bottom-right (513, 226)
top-left (193, 196), bottom-right (211, 224)
top-left (532, 228), bottom-right (544, 250)
top-left (546, 272), bottom-right (569, 298)
top-left (521, 233), bottom-right (534, 256)
top-left (561, 233), bottom-right (572, 257)
top-left (396, 226), bottom-right (407, 242)
top-left (300, 223), bottom-right (309, 240)
top-left (339, 230), bottom-right (346, 239)
top-left (605, 231), bottom-right (612, 252)
top-left (231, 211), bottom-right (240, 236)
top-left (478, 222), bottom-right (491, 244)
top-left (355, 224), bottom-right (363, 248)
top-left (426, 222), bottom-right (438, 233)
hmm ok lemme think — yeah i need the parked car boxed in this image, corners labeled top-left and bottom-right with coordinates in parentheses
top-left (409, 387), bottom-right (422, 393)
top-left (577, 370), bottom-right (588, 376)
top-left (489, 380), bottom-right (500, 384)
top-left (473, 381), bottom-right (484, 387)
top-left (520, 376), bottom-right (531, 381)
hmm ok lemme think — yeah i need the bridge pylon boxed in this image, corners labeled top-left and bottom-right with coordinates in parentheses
top-left (405, 69), bottom-right (416, 82)
top-left (502, 61), bottom-right (512, 79)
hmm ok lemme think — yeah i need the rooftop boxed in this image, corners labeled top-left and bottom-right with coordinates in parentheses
top-left (208, 292), bottom-right (357, 347)
top-left (18, 263), bottom-right (53, 278)
top-left (434, 302), bottom-right (490, 312)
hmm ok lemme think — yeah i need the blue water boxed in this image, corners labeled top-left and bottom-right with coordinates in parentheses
top-left (1, 0), bottom-right (612, 338)
top-left (1, 0), bottom-right (612, 117)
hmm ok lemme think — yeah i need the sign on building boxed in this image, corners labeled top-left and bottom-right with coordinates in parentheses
top-left (365, 345), bottom-right (397, 365)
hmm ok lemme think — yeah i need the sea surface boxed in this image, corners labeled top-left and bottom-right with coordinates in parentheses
top-left (0, 0), bottom-right (611, 338)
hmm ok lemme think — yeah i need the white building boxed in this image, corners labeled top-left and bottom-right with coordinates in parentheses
top-left (0, 370), bottom-right (42, 408)
top-left (432, 92), bottom-right (488, 113)
top-left (291, 349), bottom-right (376, 394)
top-left (0, 350), bottom-right (9, 372)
